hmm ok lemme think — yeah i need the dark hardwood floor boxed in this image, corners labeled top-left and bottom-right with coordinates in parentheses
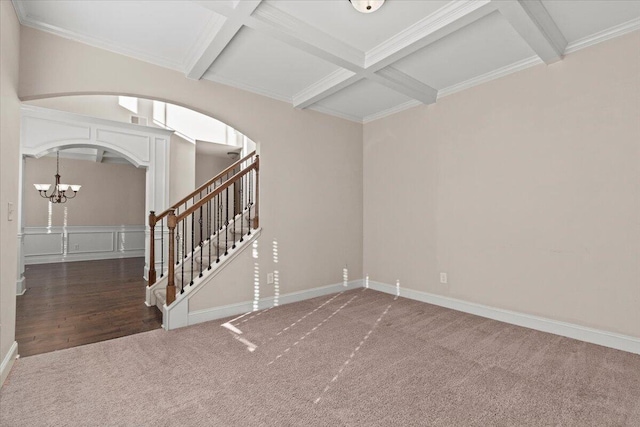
top-left (16, 257), bottom-right (162, 357)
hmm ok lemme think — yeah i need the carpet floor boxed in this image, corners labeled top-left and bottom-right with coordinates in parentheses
top-left (1, 288), bottom-right (639, 426)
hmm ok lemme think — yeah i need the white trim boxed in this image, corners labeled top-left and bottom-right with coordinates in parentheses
top-left (188, 279), bottom-right (364, 326)
top-left (16, 276), bottom-right (26, 296)
top-left (564, 17), bottom-right (640, 55)
top-left (202, 74), bottom-right (292, 104)
top-left (307, 105), bottom-right (362, 124)
top-left (365, 0), bottom-right (495, 69)
top-left (185, 1), bottom-right (263, 80)
top-left (0, 342), bottom-right (19, 389)
top-left (13, 9), bottom-right (184, 72)
top-left (367, 281), bottom-right (640, 355)
top-left (21, 105), bottom-right (174, 137)
top-left (293, 69), bottom-right (360, 109)
top-left (163, 229), bottom-right (263, 330)
top-left (438, 55), bottom-right (544, 99)
top-left (496, 0), bottom-right (566, 64)
top-left (371, 67), bottom-right (438, 105)
top-left (362, 100), bottom-right (422, 124)
top-left (23, 225), bottom-right (145, 265)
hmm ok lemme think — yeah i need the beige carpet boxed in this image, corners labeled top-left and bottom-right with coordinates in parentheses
top-left (1, 289), bottom-right (639, 426)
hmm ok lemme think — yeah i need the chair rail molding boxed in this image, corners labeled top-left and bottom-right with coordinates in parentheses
top-left (19, 105), bottom-right (173, 279)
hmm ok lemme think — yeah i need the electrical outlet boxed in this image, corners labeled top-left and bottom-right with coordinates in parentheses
top-left (267, 272), bottom-right (274, 284)
top-left (440, 272), bottom-right (448, 284)
top-left (74, 244), bottom-right (80, 250)
top-left (7, 202), bottom-right (14, 221)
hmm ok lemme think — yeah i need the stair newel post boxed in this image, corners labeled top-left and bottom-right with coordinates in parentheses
top-left (148, 211), bottom-right (156, 286)
top-left (254, 155), bottom-right (260, 229)
top-left (166, 209), bottom-right (177, 306)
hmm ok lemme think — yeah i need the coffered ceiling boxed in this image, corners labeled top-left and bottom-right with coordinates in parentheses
top-left (12, 0), bottom-right (640, 123)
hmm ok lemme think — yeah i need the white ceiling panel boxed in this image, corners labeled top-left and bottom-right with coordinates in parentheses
top-left (270, 0), bottom-right (450, 52)
top-left (16, 0), bottom-right (220, 70)
top-left (314, 79), bottom-right (413, 120)
top-left (203, 27), bottom-right (340, 101)
top-left (393, 11), bottom-right (537, 91)
top-left (542, 0), bottom-right (640, 43)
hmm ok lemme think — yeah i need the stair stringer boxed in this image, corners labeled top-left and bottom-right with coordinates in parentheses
top-left (162, 228), bottom-right (262, 330)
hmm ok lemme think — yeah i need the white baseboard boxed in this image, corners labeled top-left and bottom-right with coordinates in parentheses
top-left (16, 276), bottom-right (26, 295)
top-left (24, 250), bottom-right (145, 265)
top-left (0, 341), bottom-right (19, 389)
top-left (188, 279), bottom-right (363, 326)
top-left (368, 281), bottom-right (640, 355)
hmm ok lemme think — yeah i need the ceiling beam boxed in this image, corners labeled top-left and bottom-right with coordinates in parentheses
top-left (94, 149), bottom-right (105, 163)
top-left (185, 0), bottom-right (263, 80)
top-left (248, 3), bottom-right (364, 71)
top-left (293, 70), bottom-right (361, 109)
top-left (249, 1), bottom-right (496, 108)
top-left (189, 0), bottom-right (495, 109)
top-left (365, 0), bottom-right (497, 71)
top-left (497, 0), bottom-right (567, 64)
top-left (370, 67), bottom-right (438, 105)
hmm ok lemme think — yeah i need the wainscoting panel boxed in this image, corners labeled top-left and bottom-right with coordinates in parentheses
top-left (24, 225), bottom-right (145, 264)
top-left (68, 232), bottom-right (114, 254)
top-left (117, 230), bottom-right (145, 252)
top-left (23, 232), bottom-right (63, 256)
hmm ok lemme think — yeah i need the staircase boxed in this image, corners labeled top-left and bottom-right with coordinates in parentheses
top-left (146, 151), bottom-right (260, 329)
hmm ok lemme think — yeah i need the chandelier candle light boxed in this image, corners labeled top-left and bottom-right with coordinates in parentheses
top-left (34, 151), bottom-right (81, 204)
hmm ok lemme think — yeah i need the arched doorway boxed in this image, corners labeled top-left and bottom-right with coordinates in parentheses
top-left (18, 104), bottom-right (172, 290)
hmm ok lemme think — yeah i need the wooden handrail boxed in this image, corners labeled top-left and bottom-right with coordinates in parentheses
top-left (154, 150), bottom-right (255, 222)
top-left (176, 161), bottom-right (257, 222)
top-left (163, 156), bottom-right (259, 304)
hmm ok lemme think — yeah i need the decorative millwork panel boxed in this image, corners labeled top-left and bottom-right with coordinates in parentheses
top-left (20, 105), bottom-right (171, 167)
top-left (23, 225), bottom-right (146, 264)
top-left (95, 129), bottom-right (151, 164)
top-left (22, 116), bottom-right (91, 149)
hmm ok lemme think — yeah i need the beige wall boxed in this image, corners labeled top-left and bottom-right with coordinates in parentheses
top-left (364, 31), bottom-right (640, 338)
top-left (0, 2), bottom-right (21, 384)
top-left (26, 95), bottom-right (131, 123)
top-left (195, 152), bottom-right (236, 187)
top-left (23, 156), bottom-right (146, 227)
top-left (169, 134), bottom-right (196, 206)
top-left (18, 26), bottom-right (364, 308)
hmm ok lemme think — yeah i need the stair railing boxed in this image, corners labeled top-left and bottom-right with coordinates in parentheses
top-left (148, 151), bottom-right (257, 286)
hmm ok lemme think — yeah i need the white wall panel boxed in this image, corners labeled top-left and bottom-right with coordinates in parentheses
top-left (23, 233), bottom-right (63, 256)
top-left (24, 226), bottom-right (145, 264)
top-left (68, 232), bottom-right (114, 254)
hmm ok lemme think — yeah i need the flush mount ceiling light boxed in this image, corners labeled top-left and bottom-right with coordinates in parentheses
top-left (34, 151), bottom-right (81, 204)
top-left (349, 0), bottom-right (385, 13)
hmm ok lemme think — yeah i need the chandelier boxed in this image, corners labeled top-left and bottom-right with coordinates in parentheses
top-left (34, 151), bottom-right (81, 204)
top-left (349, 0), bottom-right (385, 13)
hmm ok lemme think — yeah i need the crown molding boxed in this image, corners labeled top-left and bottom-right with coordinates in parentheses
top-left (182, 14), bottom-right (227, 75)
top-left (185, 0), bottom-right (263, 80)
top-left (362, 100), bottom-right (422, 124)
top-left (497, 0), bottom-right (566, 64)
top-left (307, 105), bottom-right (362, 124)
top-left (365, 0), bottom-right (495, 70)
top-left (10, 0), bottom-right (27, 24)
top-left (564, 17), bottom-right (640, 55)
top-left (201, 73), bottom-right (292, 104)
top-left (293, 69), bottom-right (360, 109)
top-left (438, 55), bottom-right (543, 99)
top-left (17, 15), bottom-right (185, 72)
